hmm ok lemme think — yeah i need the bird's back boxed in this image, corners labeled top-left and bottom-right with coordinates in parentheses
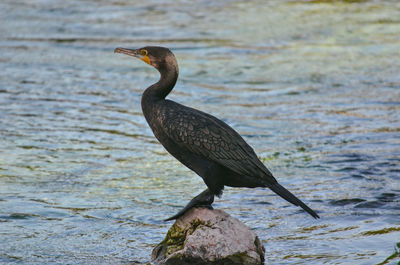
top-left (145, 99), bottom-right (277, 187)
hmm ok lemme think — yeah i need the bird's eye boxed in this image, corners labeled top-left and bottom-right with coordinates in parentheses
top-left (140, 49), bottom-right (148, 56)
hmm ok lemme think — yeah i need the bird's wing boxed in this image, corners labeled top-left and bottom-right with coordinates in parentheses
top-left (159, 101), bottom-right (276, 185)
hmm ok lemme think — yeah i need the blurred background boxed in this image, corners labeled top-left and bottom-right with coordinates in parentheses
top-left (0, 0), bottom-right (399, 264)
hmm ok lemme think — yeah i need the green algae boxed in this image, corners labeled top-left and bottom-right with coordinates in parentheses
top-left (362, 227), bottom-right (400, 236)
top-left (158, 218), bottom-right (210, 257)
top-left (376, 242), bottom-right (400, 265)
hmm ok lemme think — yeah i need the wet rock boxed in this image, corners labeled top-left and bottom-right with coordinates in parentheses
top-left (151, 208), bottom-right (265, 265)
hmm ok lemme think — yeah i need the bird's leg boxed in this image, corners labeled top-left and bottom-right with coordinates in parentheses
top-left (164, 189), bottom-right (214, 221)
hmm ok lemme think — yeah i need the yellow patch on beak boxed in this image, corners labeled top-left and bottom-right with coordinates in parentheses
top-left (141, 55), bottom-right (151, 65)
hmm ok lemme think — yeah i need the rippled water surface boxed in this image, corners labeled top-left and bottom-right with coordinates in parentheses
top-left (1, 0), bottom-right (400, 264)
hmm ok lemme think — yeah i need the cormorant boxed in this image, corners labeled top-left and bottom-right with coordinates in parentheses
top-left (114, 46), bottom-right (319, 220)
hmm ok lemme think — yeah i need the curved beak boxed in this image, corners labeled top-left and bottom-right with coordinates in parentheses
top-left (114, 47), bottom-right (137, 57)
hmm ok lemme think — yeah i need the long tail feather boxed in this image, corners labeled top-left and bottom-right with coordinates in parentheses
top-left (268, 182), bottom-right (320, 219)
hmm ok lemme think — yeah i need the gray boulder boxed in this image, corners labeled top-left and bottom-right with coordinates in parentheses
top-left (151, 207), bottom-right (265, 265)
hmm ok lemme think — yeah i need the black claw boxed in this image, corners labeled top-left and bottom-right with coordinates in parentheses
top-left (203, 204), bottom-right (214, 210)
top-left (164, 205), bottom-right (214, 221)
top-left (164, 189), bottom-right (215, 221)
top-left (164, 212), bottom-right (183, 222)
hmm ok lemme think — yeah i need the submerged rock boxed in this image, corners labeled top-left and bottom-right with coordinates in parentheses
top-left (151, 208), bottom-right (265, 265)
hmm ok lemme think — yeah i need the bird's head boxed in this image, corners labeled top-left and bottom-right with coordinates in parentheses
top-left (114, 46), bottom-right (177, 74)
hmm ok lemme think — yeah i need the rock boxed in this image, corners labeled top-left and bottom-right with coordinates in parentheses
top-left (151, 207), bottom-right (265, 265)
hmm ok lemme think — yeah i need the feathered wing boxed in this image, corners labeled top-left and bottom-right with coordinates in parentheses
top-left (158, 100), bottom-right (320, 219)
top-left (159, 100), bottom-right (277, 186)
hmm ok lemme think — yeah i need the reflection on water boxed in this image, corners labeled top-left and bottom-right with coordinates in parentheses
top-left (1, 0), bottom-right (399, 264)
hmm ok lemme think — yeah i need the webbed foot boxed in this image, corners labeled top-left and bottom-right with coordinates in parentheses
top-left (164, 189), bottom-right (214, 221)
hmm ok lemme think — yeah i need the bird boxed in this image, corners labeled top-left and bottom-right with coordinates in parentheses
top-left (114, 46), bottom-right (319, 221)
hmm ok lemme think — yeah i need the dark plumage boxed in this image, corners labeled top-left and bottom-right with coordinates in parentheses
top-left (114, 46), bottom-right (319, 220)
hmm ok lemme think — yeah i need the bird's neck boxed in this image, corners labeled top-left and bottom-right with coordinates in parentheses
top-left (143, 68), bottom-right (178, 101)
top-left (141, 62), bottom-right (179, 123)
top-left (142, 55), bottom-right (179, 102)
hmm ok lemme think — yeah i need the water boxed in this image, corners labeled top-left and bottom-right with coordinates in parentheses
top-left (1, 0), bottom-right (399, 264)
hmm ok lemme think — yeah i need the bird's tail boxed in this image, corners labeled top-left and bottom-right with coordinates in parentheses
top-left (268, 182), bottom-right (320, 219)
